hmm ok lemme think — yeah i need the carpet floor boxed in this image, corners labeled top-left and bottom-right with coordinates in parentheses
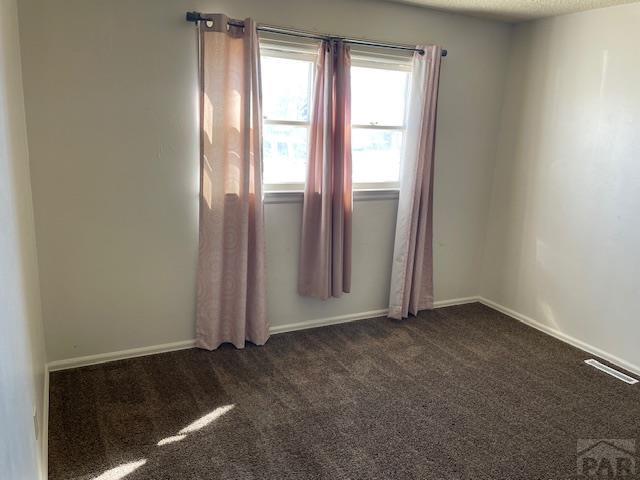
top-left (48, 303), bottom-right (640, 480)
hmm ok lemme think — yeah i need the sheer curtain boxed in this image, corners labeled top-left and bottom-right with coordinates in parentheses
top-left (196, 15), bottom-right (269, 349)
top-left (298, 40), bottom-right (353, 299)
top-left (388, 45), bottom-right (443, 319)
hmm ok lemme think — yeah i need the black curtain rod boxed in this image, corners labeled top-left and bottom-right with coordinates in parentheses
top-left (185, 12), bottom-right (448, 57)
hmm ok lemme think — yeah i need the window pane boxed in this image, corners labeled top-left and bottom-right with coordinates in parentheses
top-left (263, 124), bottom-right (308, 184)
top-left (261, 56), bottom-right (312, 122)
top-left (352, 128), bottom-right (402, 183)
top-left (351, 66), bottom-right (408, 126)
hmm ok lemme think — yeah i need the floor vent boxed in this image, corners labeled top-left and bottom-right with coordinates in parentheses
top-left (584, 359), bottom-right (638, 384)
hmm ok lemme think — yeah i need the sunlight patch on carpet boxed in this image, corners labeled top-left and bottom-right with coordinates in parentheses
top-left (92, 459), bottom-right (147, 480)
top-left (157, 434), bottom-right (187, 446)
top-left (179, 404), bottom-right (235, 434)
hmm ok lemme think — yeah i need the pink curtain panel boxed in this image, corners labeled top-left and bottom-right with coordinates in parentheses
top-left (195, 16), bottom-right (269, 349)
top-left (388, 45), bottom-right (443, 319)
top-left (298, 40), bottom-right (353, 300)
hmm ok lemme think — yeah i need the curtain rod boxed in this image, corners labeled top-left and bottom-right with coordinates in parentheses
top-left (185, 12), bottom-right (448, 57)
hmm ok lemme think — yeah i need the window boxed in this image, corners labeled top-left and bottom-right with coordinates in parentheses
top-left (260, 43), bottom-right (316, 189)
top-left (350, 57), bottom-right (410, 189)
top-left (260, 41), bottom-right (410, 191)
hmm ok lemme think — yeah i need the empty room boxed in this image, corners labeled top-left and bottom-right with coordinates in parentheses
top-left (2, 0), bottom-right (640, 478)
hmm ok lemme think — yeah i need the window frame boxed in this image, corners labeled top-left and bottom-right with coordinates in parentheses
top-left (259, 42), bottom-right (412, 192)
top-left (350, 56), bottom-right (411, 190)
top-left (260, 44), bottom-right (316, 192)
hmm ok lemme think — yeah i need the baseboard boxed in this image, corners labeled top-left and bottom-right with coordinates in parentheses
top-left (41, 364), bottom-right (49, 480)
top-left (268, 309), bottom-right (389, 334)
top-left (478, 297), bottom-right (640, 378)
top-left (45, 296), bottom-right (479, 372)
top-left (433, 296), bottom-right (479, 308)
top-left (47, 340), bottom-right (197, 372)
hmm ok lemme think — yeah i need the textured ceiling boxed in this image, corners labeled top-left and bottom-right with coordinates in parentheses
top-left (388, 0), bottom-right (639, 21)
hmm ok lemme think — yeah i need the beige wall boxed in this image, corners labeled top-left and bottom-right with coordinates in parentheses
top-left (482, 3), bottom-right (640, 372)
top-left (0, 0), bottom-right (47, 477)
top-left (18, 0), bottom-right (511, 361)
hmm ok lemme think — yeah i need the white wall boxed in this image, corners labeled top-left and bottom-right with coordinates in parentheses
top-left (482, 3), bottom-right (640, 371)
top-left (18, 0), bottom-right (511, 361)
top-left (0, 0), bottom-right (47, 477)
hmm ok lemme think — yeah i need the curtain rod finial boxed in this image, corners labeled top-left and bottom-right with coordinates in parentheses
top-left (186, 11), bottom-right (201, 23)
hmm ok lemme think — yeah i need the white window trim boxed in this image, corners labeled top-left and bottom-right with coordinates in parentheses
top-left (263, 182), bottom-right (305, 192)
top-left (350, 56), bottom-right (412, 72)
top-left (264, 189), bottom-right (399, 204)
top-left (263, 119), bottom-right (308, 127)
top-left (352, 124), bottom-right (404, 130)
top-left (260, 42), bottom-right (410, 193)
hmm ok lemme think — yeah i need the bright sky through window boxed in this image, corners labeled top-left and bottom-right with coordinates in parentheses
top-left (261, 55), bottom-right (313, 185)
top-left (351, 64), bottom-right (409, 185)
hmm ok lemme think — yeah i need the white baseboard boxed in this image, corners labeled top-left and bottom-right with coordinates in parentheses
top-left (270, 297), bottom-right (480, 335)
top-left (47, 340), bottom-right (197, 372)
top-left (433, 296), bottom-right (479, 308)
top-left (478, 297), bottom-right (640, 378)
top-left (45, 296), bottom-right (480, 372)
top-left (41, 364), bottom-right (49, 480)
top-left (268, 308), bottom-right (389, 334)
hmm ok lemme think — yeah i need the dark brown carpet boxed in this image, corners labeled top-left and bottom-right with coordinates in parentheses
top-left (48, 303), bottom-right (640, 480)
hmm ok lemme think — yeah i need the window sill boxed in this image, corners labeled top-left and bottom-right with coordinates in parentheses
top-left (264, 189), bottom-right (399, 204)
